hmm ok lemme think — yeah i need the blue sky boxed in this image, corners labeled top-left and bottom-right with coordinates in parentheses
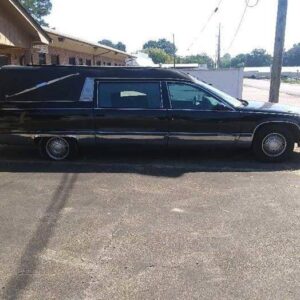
top-left (45, 0), bottom-right (300, 57)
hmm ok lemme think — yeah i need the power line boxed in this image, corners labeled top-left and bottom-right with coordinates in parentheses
top-left (227, 0), bottom-right (260, 51)
top-left (246, 0), bottom-right (260, 8)
top-left (187, 0), bottom-right (224, 51)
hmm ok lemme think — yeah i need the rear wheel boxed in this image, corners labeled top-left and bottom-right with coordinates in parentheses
top-left (39, 137), bottom-right (78, 161)
top-left (252, 126), bottom-right (295, 162)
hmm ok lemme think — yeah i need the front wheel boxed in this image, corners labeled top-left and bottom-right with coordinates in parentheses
top-left (39, 137), bottom-right (78, 161)
top-left (252, 126), bottom-right (295, 162)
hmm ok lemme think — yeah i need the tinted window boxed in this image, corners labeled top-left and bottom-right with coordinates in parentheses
top-left (98, 82), bottom-right (161, 109)
top-left (168, 83), bottom-right (222, 110)
top-left (1, 70), bottom-right (85, 102)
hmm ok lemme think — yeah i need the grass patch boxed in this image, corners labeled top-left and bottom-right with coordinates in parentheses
top-left (282, 78), bottom-right (300, 84)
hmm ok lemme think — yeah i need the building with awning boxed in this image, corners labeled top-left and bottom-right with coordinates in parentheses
top-left (0, 0), bottom-right (133, 67)
top-left (44, 28), bottom-right (133, 67)
top-left (0, 0), bottom-right (50, 66)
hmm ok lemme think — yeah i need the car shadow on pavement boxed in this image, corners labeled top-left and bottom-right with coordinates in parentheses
top-left (2, 173), bottom-right (78, 300)
top-left (0, 145), bottom-right (299, 177)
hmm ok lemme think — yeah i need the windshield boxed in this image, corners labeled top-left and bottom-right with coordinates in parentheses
top-left (189, 75), bottom-right (243, 108)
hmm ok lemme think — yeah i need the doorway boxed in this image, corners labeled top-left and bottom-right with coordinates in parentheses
top-left (0, 54), bottom-right (10, 66)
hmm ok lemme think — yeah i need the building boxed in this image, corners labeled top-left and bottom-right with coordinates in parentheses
top-left (0, 0), bottom-right (50, 66)
top-left (43, 28), bottom-right (132, 67)
top-left (0, 0), bottom-right (133, 67)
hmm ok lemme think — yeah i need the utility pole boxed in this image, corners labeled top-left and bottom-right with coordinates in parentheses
top-left (269, 0), bottom-right (288, 103)
top-left (173, 34), bottom-right (176, 68)
top-left (216, 23), bottom-right (221, 69)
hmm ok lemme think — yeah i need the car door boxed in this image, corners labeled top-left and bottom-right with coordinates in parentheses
top-left (166, 82), bottom-right (242, 146)
top-left (94, 80), bottom-right (168, 145)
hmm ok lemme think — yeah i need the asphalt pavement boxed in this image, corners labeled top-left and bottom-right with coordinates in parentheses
top-left (243, 79), bottom-right (300, 106)
top-left (0, 145), bottom-right (300, 299)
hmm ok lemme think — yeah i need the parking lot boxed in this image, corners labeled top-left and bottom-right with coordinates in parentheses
top-left (0, 146), bottom-right (300, 299)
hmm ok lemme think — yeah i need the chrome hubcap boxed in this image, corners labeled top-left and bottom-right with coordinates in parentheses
top-left (262, 133), bottom-right (287, 157)
top-left (46, 137), bottom-right (70, 160)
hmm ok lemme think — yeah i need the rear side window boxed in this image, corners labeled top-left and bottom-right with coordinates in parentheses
top-left (98, 82), bottom-right (162, 109)
top-left (1, 70), bottom-right (85, 102)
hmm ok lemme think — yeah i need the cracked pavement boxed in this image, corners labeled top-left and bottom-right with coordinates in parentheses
top-left (0, 146), bottom-right (300, 299)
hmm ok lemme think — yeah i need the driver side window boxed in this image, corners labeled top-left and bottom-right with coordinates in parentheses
top-left (168, 83), bottom-right (222, 110)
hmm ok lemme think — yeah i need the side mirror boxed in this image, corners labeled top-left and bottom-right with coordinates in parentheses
top-left (215, 103), bottom-right (230, 111)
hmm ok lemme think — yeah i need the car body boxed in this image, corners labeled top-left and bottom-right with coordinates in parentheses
top-left (0, 65), bottom-right (299, 161)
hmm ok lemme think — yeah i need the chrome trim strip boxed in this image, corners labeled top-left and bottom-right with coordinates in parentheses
top-left (237, 135), bottom-right (253, 143)
top-left (170, 136), bottom-right (236, 142)
top-left (0, 131), bottom-right (255, 146)
top-left (0, 108), bottom-right (93, 111)
top-left (96, 134), bottom-right (165, 140)
top-left (93, 108), bottom-right (167, 111)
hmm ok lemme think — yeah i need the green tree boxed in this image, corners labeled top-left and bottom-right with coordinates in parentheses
top-left (180, 54), bottom-right (215, 69)
top-left (284, 43), bottom-right (300, 66)
top-left (19, 0), bottom-right (52, 26)
top-left (231, 49), bottom-right (272, 68)
top-left (98, 39), bottom-right (127, 52)
top-left (246, 49), bottom-right (272, 67)
top-left (144, 48), bottom-right (173, 64)
top-left (231, 54), bottom-right (247, 68)
top-left (143, 39), bottom-right (176, 56)
top-left (220, 53), bottom-right (232, 68)
top-left (115, 42), bottom-right (126, 52)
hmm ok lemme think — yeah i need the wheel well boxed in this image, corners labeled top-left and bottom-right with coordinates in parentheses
top-left (254, 122), bottom-right (300, 143)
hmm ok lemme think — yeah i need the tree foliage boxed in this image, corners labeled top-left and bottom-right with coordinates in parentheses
top-left (220, 53), bottom-right (232, 68)
top-left (179, 54), bottom-right (215, 69)
top-left (284, 43), bottom-right (300, 66)
top-left (98, 39), bottom-right (126, 52)
top-left (144, 48), bottom-right (173, 64)
top-left (229, 49), bottom-right (272, 68)
top-left (19, 0), bottom-right (52, 26)
top-left (143, 39), bottom-right (176, 56)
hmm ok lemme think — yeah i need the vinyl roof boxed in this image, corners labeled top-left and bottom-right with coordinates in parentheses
top-left (1, 65), bottom-right (192, 80)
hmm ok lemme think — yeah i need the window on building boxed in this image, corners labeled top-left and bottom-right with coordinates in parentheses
top-left (96, 61), bottom-right (101, 66)
top-left (78, 58), bottom-right (83, 65)
top-left (167, 83), bottom-right (222, 111)
top-left (51, 55), bottom-right (60, 65)
top-left (98, 82), bottom-right (162, 109)
top-left (69, 57), bottom-right (76, 65)
top-left (39, 53), bottom-right (47, 65)
top-left (107, 62), bottom-right (111, 66)
top-left (0, 55), bottom-right (11, 67)
top-left (86, 59), bottom-right (92, 66)
top-left (103, 62), bottom-right (106, 66)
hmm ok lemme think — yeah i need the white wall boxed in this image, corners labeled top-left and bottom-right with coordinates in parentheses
top-left (182, 68), bottom-right (244, 98)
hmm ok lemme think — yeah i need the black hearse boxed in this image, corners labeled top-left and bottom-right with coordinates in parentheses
top-left (0, 65), bottom-right (300, 161)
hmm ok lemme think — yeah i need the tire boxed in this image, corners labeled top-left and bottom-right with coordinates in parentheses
top-left (252, 126), bottom-right (295, 162)
top-left (39, 137), bottom-right (78, 161)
